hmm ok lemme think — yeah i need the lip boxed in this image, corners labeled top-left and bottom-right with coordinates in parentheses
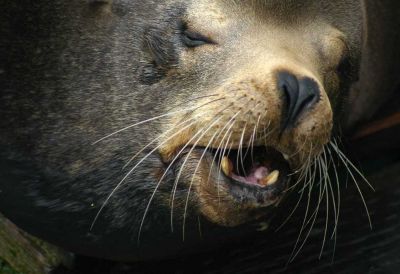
top-left (214, 146), bottom-right (291, 207)
top-left (222, 168), bottom-right (290, 208)
top-left (171, 145), bottom-right (292, 209)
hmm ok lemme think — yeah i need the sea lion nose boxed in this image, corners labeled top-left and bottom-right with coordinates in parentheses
top-left (278, 71), bottom-right (320, 130)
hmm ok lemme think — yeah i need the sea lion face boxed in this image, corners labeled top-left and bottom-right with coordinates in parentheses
top-left (0, 0), bottom-right (364, 259)
top-left (136, 0), bottom-right (362, 226)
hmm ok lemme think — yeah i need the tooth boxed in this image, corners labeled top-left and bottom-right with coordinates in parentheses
top-left (261, 170), bottom-right (280, 186)
top-left (283, 154), bottom-right (289, 161)
top-left (221, 156), bottom-right (233, 176)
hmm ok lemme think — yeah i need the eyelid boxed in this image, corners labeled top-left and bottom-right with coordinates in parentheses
top-left (183, 29), bottom-right (215, 44)
top-left (180, 21), bottom-right (216, 48)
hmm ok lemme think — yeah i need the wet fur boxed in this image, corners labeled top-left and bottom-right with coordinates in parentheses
top-left (0, 0), bottom-right (398, 261)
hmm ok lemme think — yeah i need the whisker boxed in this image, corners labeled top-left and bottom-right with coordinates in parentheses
top-left (182, 123), bottom-right (222, 240)
top-left (237, 122), bottom-right (248, 176)
top-left (286, 145), bottom-right (315, 192)
top-left (169, 115), bottom-right (224, 232)
top-left (275, 181), bottom-right (306, 232)
top-left (322, 144), bottom-right (341, 263)
top-left (123, 117), bottom-right (196, 169)
top-left (137, 116), bottom-right (224, 242)
top-left (243, 120), bottom-right (257, 161)
top-left (90, 118), bottom-right (199, 231)
top-left (319, 154), bottom-right (330, 259)
top-left (330, 140), bottom-right (374, 190)
top-left (250, 114), bottom-right (262, 165)
top-left (304, 156), bottom-right (325, 227)
top-left (326, 146), bottom-right (341, 239)
top-left (92, 97), bottom-right (225, 145)
top-left (260, 121), bottom-right (272, 147)
top-left (288, 158), bottom-right (317, 264)
top-left (330, 140), bottom-right (373, 229)
top-left (217, 130), bottom-right (234, 203)
top-left (164, 94), bottom-right (220, 113)
top-left (279, 147), bottom-right (317, 232)
top-left (290, 158), bottom-right (325, 263)
top-left (289, 136), bottom-right (309, 159)
top-left (276, 160), bottom-right (313, 232)
top-left (215, 120), bottom-right (238, 205)
top-left (206, 111), bottom-right (242, 192)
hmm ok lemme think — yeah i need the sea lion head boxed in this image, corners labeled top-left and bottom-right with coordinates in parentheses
top-left (0, 0), bottom-right (365, 260)
top-left (130, 0), bottom-right (363, 227)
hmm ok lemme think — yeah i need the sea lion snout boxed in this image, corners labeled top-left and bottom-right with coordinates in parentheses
top-left (153, 2), bottom-right (346, 227)
top-left (278, 72), bottom-right (321, 130)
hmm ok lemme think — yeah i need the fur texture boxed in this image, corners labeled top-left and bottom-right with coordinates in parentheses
top-left (0, 0), bottom-right (397, 261)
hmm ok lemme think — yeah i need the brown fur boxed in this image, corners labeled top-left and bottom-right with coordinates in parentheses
top-left (1, 0), bottom-right (396, 261)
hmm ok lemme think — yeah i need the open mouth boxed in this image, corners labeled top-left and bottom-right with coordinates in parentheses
top-left (210, 146), bottom-right (291, 207)
top-left (164, 141), bottom-right (293, 222)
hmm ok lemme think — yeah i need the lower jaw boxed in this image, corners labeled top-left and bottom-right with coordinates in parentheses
top-left (173, 147), bottom-right (291, 226)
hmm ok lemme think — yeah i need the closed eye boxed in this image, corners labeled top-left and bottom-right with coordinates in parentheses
top-left (181, 24), bottom-right (215, 48)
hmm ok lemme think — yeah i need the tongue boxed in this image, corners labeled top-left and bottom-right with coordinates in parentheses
top-left (231, 165), bottom-right (269, 186)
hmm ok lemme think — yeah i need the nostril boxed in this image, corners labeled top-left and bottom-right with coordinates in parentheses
top-left (299, 77), bottom-right (320, 106)
top-left (278, 72), bottom-right (320, 131)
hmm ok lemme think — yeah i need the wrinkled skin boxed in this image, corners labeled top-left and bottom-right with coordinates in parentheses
top-left (0, 0), bottom-right (397, 261)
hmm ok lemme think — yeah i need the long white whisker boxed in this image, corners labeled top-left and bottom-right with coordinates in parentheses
top-left (326, 146), bottom-right (341, 239)
top-left (237, 122), bottom-right (248, 176)
top-left (206, 111), bottom-right (242, 189)
top-left (250, 114), bottom-right (262, 164)
top-left (182, 126), bottom-right (222, 240)
top-left (304, 156), bottom-right (325, 227)
top-left (278, 147), bottom-right (317, 232)
top-left (290, 158), bottom-right (326, 263)
top-left (170, 116), bottom-right (224, 231)
top-left (286, 144), bottom-right (315, 193)
top-left (123, 117), bottom-right (196, 169)
top-left (288, 158), bottom-right (317, 264)
top-left (330, 141), bottom-right (372, 229)
top-left (90, 119), bottom-right (199, 230)
top-left (164, 94), bottom-right (220, 113)
top-left (137, 120), bottom-right (220, 242)
top-left (331, 140), bottom-right (374, 190)
top-left (217, 130), bottom-right (234, 205)
top-left (215, 119), bottom-right (238, 205)
top-left (275, 184), bottom-right (306, 232)
top-left (319, 155), bottom-right (329, 259)
top-left (92, 98), bottom-right (225, 145)
top-left (243, 117), bottom-right (258, 161)
top-left (326, 145), bottom-right (341, 262)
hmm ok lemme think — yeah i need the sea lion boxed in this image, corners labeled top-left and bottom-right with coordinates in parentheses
top-left (0, 0), bottom-right (398, 262)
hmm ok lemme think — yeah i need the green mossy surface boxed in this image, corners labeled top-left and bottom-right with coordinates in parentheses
top-left (0, 214), bottom-right (69, 274)
top-left (0, 259), bottom-right (23, 274)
